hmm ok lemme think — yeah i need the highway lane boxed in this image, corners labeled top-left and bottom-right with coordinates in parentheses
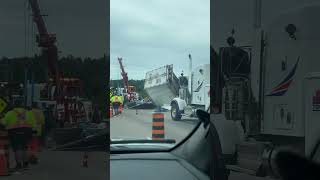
top-left (110, 109), bottom-right (276, 180)
top-left (110, 109), bottom-right (198, 143)
top-left (2, 109), bottom-right (275, 180)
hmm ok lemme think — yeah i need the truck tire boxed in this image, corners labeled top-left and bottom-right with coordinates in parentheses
top-left (171, 102), bottom-right (182, 121)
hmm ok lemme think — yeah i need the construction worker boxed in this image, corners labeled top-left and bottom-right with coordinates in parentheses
top-left (119, 95), bottom-right (124, 105)
top-left (0, 100), bottom-right (35, 171)
top-left (110, 94), bottom-right (114, 116)
top-left (28, 102), bottom-right (45, 164)
top-left (119, 94), bottom-right (124, 113)
top-left (110, 91), bottom-right (113, 101)
top-left (111, 95), bottom-right (120, 115)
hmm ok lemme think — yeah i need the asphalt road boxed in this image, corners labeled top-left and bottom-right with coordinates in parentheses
top-left (110, 109), bottom-right (276, 180)
top-left (110, 109), bottom-right (198, 143)
top-left (1, 108), bottom-right (275, 180)
top-left (4, 150), bottom-right (108, 180)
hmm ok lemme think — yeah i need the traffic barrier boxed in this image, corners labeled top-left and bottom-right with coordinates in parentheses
top-left (0, 132), bottom-right (9, 176)
top-left (152, 112), bottom-right (165, 140)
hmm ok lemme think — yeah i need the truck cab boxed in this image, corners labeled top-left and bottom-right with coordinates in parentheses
top-left (171, 64), bottom-right (210, 120)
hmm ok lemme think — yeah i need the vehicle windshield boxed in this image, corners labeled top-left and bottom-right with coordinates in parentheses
top-left (110, 0), bottom-right (210, 146)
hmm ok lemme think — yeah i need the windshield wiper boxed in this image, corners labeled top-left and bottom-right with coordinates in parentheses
top-left (111, 139), bottom-right (176, 144)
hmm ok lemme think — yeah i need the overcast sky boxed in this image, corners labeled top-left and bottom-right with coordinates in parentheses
top-left (0, 0), bottom-right (108, 58)
top-left (110, 0), bottom-right (210, 80)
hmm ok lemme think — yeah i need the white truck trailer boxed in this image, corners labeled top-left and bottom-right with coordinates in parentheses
top-left (212, 2), bottom-right (320, 177)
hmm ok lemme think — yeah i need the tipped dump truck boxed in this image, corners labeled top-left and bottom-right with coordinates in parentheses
top-left (144, 64), bottom-right (180, 109)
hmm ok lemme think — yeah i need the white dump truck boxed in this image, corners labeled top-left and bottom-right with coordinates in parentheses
top-left (144, 64), bottom-right (180, 109)
top-left (144, 60), bottom-right (210, 121)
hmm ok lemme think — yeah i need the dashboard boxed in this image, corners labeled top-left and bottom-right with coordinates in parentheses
top-left (110, 152), bottom-right (209, 180)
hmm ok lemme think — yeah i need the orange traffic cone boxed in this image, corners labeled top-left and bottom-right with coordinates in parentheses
top-left (119, 104), bottom-right (123, 113)
top-left (152, 112), bottom-right (165, 140)
top-left (0, 135), bottom-right (9, 176)
top-left (109, 107), bottom-right (113, 118)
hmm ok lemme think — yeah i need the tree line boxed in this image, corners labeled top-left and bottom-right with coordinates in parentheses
top-left (110, 79), bottom-right (148, 99)
top-left (0, 55), bottom-right (108, 112)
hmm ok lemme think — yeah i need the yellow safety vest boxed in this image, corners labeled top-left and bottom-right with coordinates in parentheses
top-left (110, 95), bottom-right (113, 103)
top-left (31, 108), bottom-right (45, 136)
top-left (0, 108), bottom-right (35, 130)
top-left (119, 96), bottom-right (124, 104)
top-left (112, 96), bottom-right (120, 103)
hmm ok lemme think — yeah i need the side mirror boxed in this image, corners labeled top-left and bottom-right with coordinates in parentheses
top-left (196, 109), bottom-right (210, 128)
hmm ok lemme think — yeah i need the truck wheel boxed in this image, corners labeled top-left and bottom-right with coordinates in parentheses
top-left (171, 102), bottom-right (181, 121)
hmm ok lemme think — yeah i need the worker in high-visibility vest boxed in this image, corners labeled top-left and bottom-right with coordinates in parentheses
top-left (27, 102), bottom-right (45, 164)
top-left (111, 95), bottom-right (121, 115)
top-left (110, 94), bottom-right (114, 115)
top-left (119, 95), bottom-right (124, 105)
top-left (119, 95), bottom-right (124, 113)
top-left (0, 100), bottom-right (36, 171)
top-left (109, 93), bottom-right (113, 116)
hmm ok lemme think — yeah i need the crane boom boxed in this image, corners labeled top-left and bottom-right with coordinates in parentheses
top-left (28, 0), bottom-right (60, 98)
top-left (27, 0), bottom-right (87, 127)
top-left (118, 57), bottom-right (129, 90)
top-left (28, 0), bottom-right (48, 35)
